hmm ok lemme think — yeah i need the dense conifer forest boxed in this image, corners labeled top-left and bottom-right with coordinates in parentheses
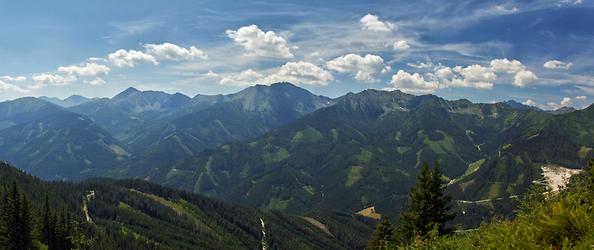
top-left (0, 161), bottom-right (373, 249)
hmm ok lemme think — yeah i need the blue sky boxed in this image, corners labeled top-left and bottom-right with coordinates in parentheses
top-left (0, 0), bottom-right (593, 110)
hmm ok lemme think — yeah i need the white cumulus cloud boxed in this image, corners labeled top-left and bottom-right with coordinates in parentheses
top-left (539, 97), bottom-right (575, 110)
top-left (576, 95), bottom-right (587, 100)
top-left (451, 64), bottom-right (496, 89)
top-left (360, 14), bottom-right (395, 32)
top-left (58, 63), bottom-right (110, 77)
top-left (31, 74), bottom-right (76, 89)
top-left (263, 61), bottom-right (334, 86)
top-left (561, 97), bottom-right (572, 107)
top-left (513, 70), bottom-right (538, 87)
top-left (522, 99), bottom-right (537, 106)
top-left (389, 70), bottom-right (438, 93)
top-left (326, 54), bottom-right (390, 83)
top-left (543, 60), bottom-right (573, 70)
top-left (489, 58), bottom-right (537, 87)
top-left (226, 25), bottom-right (293, 59)
top-left (388, 58), bottom-right (536, 92)
top-left (0, 76), bottom-right (27, 82)
top-left (393, 40), bottom-right (410, 50)
top-left (220, 62), bottom-right (333, 86)
top-left (144, 43), bottom-right (207, 61)
top-left (108, 49), bottom-right (158, 67)
top-left (219, 69), bottom-right (264, 86)
top-left (86, 78), bottom-right (106, 86)
top-left (0, 80), bottom-right (28, 92)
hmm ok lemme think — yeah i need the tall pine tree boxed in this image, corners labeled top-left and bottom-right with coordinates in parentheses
top-left (397, 162), bottom-right (454, 243)
top-left (19, 195), bottom-right (32, 250)
top-left (43, 194), bottom-right (53, 247)
top-left (0, 186), bottom-right (7, 247)
top-left (367, 216), bottom-right (394, 250)
top-left (0, 181), bottom-right (33, 250)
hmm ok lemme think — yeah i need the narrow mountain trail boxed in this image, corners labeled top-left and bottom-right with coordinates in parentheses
top-left (454, 195), bottom-right (518, 204)
top-left (259, 218), bottom-right (268, 250)
top-left (83, 190), bottom-right (95, 223)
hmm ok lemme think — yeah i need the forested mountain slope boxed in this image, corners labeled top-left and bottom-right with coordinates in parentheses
top-left (0, 161), bottom-right (373, 249)
top-left (144, 89), bottom-right (593, 221)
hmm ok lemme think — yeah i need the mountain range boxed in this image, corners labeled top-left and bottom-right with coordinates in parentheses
top-left (141, 89), bottom-right (594, 221)
top-left (1, 82), bottom-right (592, 228)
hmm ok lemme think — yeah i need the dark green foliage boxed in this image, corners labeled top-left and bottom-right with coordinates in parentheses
top-left (42, 197), bottom-right (77, 250)
top-left (367, 216), bottom-right (394, 250)
top-left (42, 195), bottom-right (52, 247)
top-left (0, 161), bottom-right (372, 250)
top-left (397, 162), bottom-right (454, 243)
top-left (0, 181), bottom-right (33, 250)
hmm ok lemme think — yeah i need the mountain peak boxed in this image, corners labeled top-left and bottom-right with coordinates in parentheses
top-left (64, 94), bottom-right (87, 101)
top-left (113, 87), bottom-right (141, 99)
top-left (270, 82), bottom-right (298, 88)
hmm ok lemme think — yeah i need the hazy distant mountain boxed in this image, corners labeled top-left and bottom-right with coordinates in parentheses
top-left (548, 106), bottom-right (577, 115)
top-left (0, 97), bottom-right (63, 129)
top-left (119, 82), bottom-right (334, 176)
top-left (39, 94), bottom-right (93, 107)
top-left (0, 98), bottom-right (129, 179)
top-left (68, 87), bottom-right (192, 141)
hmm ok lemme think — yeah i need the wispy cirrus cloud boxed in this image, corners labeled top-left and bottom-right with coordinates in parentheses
top-left (544, 60), bottom-right (573, 70)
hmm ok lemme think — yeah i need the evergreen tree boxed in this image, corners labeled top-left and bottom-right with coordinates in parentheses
top-left (397, 162), bottom-right (454, 243)
top-left (43, 195), bottom-right (53, 246)
top-left (19, 195), bottom-right (32, 250)
top-left (367, 216), bottom-right (394, 250)
top-left (0, 187), bottom-right (7, 247)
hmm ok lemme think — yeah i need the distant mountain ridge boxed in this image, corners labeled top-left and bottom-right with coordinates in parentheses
top-left (2, 82), bottom-right (334, 180)
top-left (116, 82), bottom-right (334, 177)
top-left (138, 88), bottom-right (592, 225)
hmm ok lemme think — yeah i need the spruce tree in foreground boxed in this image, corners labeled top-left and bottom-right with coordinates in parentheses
top-left (367, 216), bottom-right (394, 250)
top-left (397, 162), bottom-right (454, 243)
top-left (0, 181), bottom-right (33, 250)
